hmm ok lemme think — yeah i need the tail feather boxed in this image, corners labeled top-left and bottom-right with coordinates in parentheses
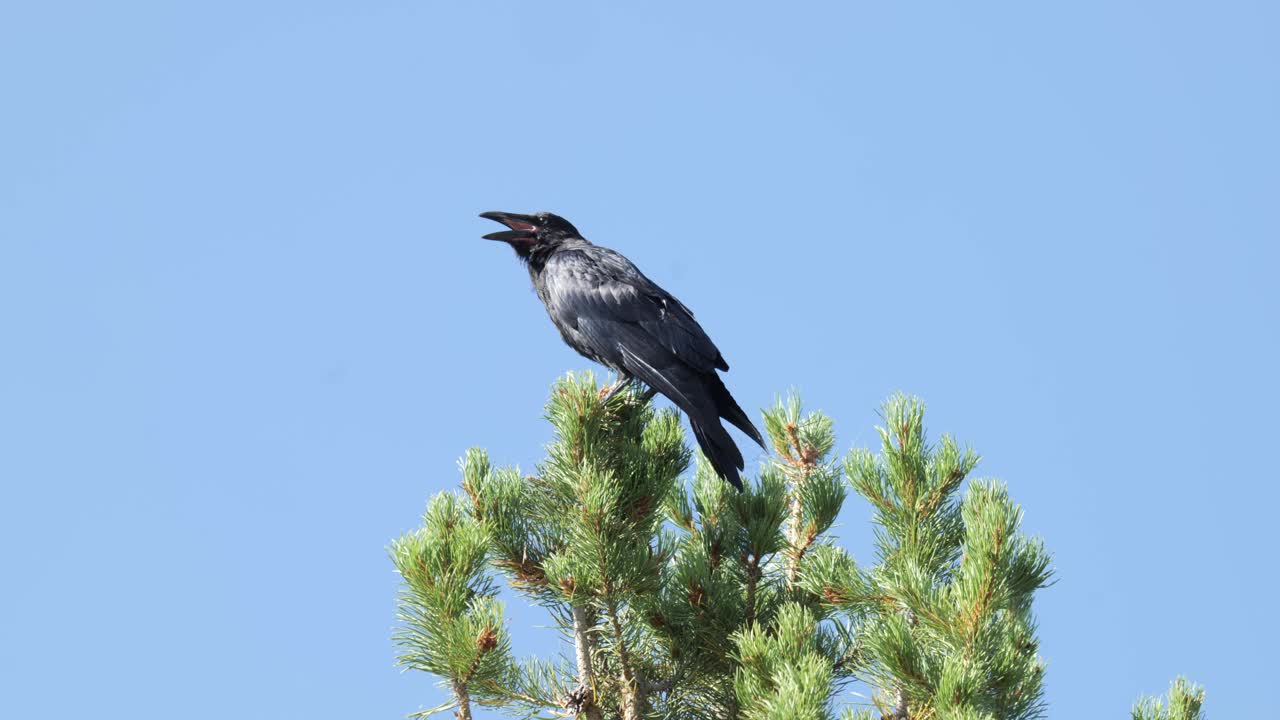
top-left (618, 348), bottom-right (761, 491)
top-left (706, 372), bottom-right (765, 449)
top-left (689, 416), bottom-right (744, 491)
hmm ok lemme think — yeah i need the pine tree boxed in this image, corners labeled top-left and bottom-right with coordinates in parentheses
top-left (391, 373), bottom-right (1205, 719)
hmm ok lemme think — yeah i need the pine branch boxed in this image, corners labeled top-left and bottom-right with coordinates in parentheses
top-left (885, 609), bottom-right (917, 720)
top-left (568, 605), bottom-right (604, 720)
top-left (452, 681), bottom-right (473, 720)
top-left (763, 394), bottom-right (840, 591)
top-left (604, 596), bottom-right (644, 720)
top-left (886, 685), bottom-right (907, 720)
top-left (743, 553), bottom-right (762, 628)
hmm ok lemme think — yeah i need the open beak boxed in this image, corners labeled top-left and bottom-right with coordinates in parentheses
top-left (479, 211), bottom-right (539, 242)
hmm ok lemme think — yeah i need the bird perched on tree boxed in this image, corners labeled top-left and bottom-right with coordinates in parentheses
top-left (479, 210), bottom-right (765, 490)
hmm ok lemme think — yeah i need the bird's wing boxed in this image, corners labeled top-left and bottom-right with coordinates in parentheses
top-left (542, 247), bottom-right (728, 373)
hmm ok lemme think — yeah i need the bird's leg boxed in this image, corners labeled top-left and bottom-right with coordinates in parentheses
top-left (600, 376), bottom-right (657, 405)
top-left (599, 374), bottom-right (635, 404)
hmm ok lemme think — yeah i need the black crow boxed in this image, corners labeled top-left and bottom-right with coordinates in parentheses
top-left (479, 210), bottom-right (765, 490)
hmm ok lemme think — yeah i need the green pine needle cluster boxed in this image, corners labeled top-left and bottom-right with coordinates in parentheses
top-left (391, 373), bottom-right (1205, 720)
top-left (1132, 678), bottom-right (1206, 720)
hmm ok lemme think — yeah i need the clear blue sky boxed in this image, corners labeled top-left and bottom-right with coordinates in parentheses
top-left (2, 2), bottom-right (1276, 718)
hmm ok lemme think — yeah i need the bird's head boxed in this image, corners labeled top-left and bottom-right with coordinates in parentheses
top-left (479, 211), bottom-right (582, 257)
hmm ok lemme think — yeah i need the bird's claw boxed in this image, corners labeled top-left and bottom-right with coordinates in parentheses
top-left (599, 380), bottom-right (656, 406)
top-left (599, 380), bottom-right (628, 404)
